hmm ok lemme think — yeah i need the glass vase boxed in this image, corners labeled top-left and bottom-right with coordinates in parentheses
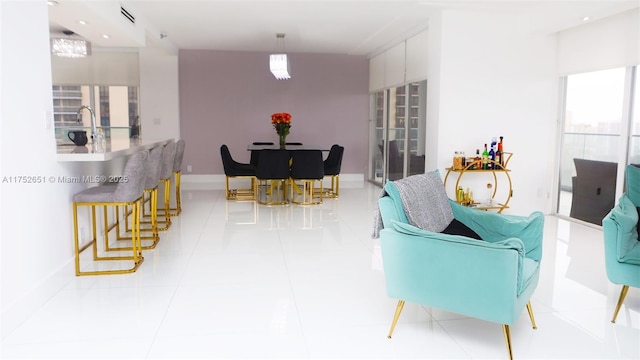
top-left (279, 134), bottom-right (287, 149)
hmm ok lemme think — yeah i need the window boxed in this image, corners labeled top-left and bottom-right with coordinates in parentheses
top-left (557, 66), bottom-right (638, 224)
top-left (52, 85), bottom-right (139, 142)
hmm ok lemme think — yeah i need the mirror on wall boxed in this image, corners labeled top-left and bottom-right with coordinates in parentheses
top-left (52, 84), bottom-right (139, 143)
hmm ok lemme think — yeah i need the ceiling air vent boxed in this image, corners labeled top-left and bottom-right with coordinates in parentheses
top-left (120, 6), bottom-right (135, 24)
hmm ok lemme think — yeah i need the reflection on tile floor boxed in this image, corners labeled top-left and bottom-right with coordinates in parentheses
top-left (2, 182), bottom-right (639, 359)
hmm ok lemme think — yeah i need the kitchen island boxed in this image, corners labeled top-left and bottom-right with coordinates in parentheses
top-left (57, 138), bottom-right (172, 162)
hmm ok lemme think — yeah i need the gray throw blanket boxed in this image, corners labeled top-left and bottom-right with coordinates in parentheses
top-left (372, 172), bottom-right (454, 239)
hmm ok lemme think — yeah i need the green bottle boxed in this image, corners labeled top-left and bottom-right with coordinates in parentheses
top-left (481, 144), bottom-right (489, 170)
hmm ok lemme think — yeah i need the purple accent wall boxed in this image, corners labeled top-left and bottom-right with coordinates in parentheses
top-left (179, 50), bottom-right (369, 175)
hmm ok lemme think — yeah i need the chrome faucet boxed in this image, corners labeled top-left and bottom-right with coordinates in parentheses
top-left (76, 105), bottom-right (98, 141)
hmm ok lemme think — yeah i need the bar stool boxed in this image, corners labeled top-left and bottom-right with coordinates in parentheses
top-left (72, 150), bottom-right (148, 276)
top-left (169, 139), bottom-right (185, 216)
top-left (115, 144), bottom-right (164, 249)
top-left (156, 141), bottom-right (177, 231)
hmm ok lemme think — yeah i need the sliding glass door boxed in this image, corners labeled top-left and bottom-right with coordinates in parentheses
top-left (369, 80), bottom-right (427, 186)
top-left (557, 66), bottom-right (638, 225)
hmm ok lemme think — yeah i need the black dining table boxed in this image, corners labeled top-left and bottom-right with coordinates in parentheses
top-left (247, 143), bottom-right (331, 151)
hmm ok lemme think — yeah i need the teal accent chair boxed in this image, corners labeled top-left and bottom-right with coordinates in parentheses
top-left (378, 178), bottom-right (544, 360)
top-left (602, 164), bottom-right (640, 323)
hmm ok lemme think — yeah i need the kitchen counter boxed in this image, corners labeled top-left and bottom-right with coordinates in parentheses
top-left (57, 138), bottom-right (172, 162)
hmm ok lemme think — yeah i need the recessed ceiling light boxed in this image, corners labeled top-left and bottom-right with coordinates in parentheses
top-left (102, 34), bottom-right (110, 39)
top-left (78, 20), bottom-right (87, 25)
top-left (47, 1), bottom-right (59, 6)
top-left (583, 16), bottom-right (591, 21)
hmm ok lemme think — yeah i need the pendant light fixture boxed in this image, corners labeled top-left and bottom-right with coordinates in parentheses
top-left (51, 30), bottom-right (91, 58)
top-left (270, 33), bottom-right (291, 80)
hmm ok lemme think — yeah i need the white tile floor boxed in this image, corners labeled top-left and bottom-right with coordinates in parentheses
top-left (2, 181), bottom-right (639, 359)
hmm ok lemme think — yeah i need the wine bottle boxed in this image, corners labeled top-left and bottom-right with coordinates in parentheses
top-left (498, 136), bottom-right (504, 168)
top-left (481, 144), bottom-right (489, 170)
top-left (496, 136), bottom-right (503, 169)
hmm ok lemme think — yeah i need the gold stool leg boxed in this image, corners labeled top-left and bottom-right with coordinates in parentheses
top-left (114, 189), bottom-right (160, 249)
top-left (172, 170), bottom-right (182, 216)
top-left (611, 285), bottom-right (629, 323)
top-left (387, 300), bottom-right (405, 339)
top-left (157, 179), bottom-right (172, 230)
top-left (91, 205), bottom-right (99, 260)
top-left (526, 301), bottom-right (537, 329)
top-left (502, 324), bottom-right (513, 360)
top-left (73, 204), bottom-right (82, 275)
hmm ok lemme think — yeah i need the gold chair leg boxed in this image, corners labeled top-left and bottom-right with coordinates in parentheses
top-left (502, 324), bottom-right (513, 360)
top-left (387, 300), bottom-right (405, 339)
top-left (611, 285), bottom-right (629, 323)
top-left (526, 301), bottom-right (537, 329)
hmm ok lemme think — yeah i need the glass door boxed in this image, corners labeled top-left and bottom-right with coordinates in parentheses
top-left (630, 70), bottom-right (640, 166)
top-left (370, 91), bottom-right (385, 185)
top-left (369, 80), bottom-right (427, 185)
top-left (387, 85), bottom-right (407, 181)
top-left (556, 66), bottom-right (637, 225)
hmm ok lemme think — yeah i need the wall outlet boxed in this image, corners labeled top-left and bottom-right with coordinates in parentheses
top-left (187, 165), bottom-right (192, 173)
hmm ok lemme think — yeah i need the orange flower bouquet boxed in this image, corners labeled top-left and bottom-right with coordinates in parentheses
top-left (271, 112), bottom-right (292, 148)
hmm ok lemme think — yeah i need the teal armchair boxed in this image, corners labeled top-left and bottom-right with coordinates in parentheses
top-left (602, 164), bottom-right (640, 323)
top-left (377, 172), bottom-right (544, 359)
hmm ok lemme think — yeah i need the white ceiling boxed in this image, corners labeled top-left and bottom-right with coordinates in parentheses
top-left (48, 0), bottom-right (640, 56)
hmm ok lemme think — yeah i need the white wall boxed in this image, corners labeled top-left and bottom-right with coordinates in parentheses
top-left (369, 29), bottom-right (429, 91)
top-left (1, 0), bottom-right (120, 337)
top-left (139, 47), bottom-right (180, 141)
top-left (51, 51), bottom-right (140, 85)
top-left (0, 2), bottom-right (181, 338)
top-left (428, 9), bottom-right (558, 215)
top-left (558, 8), bottom-right (639, 75)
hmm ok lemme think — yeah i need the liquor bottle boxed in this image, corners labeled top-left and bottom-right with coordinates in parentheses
top-left (488, 142), bottom-right (495, 170)
top-left (496, 136), bottom-right (503, 169)
top-left (481, 144), bottom-right (489, 170)
top-left (473, 149), bottom-right (481, 169)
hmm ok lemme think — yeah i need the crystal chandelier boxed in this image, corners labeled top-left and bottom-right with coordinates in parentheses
top-left (270, 33), bottom-right (291, 80)
top-left (51, 31), bottom-right (90, 58)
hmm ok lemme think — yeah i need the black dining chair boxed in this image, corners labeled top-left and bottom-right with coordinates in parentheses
top-left (290, 150), bottom-right (324, 205)
top-left (322, 144), bottom-right (344, 198)
top-left (286, 142), bottom-right (303, 146)
top-left (220, 144), bottom-right (257, 201)
top-left (255, 149), bottom-right (291, 205)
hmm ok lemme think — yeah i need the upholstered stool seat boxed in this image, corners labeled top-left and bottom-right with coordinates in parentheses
top-left (116, 144), bottom-right (164, 249)
top-left (170, 139), bottom-right (186, 216)
top-left (156, 141), bottom-right (177, 230)
top-left (72, 150), bottom-right (148, 276)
